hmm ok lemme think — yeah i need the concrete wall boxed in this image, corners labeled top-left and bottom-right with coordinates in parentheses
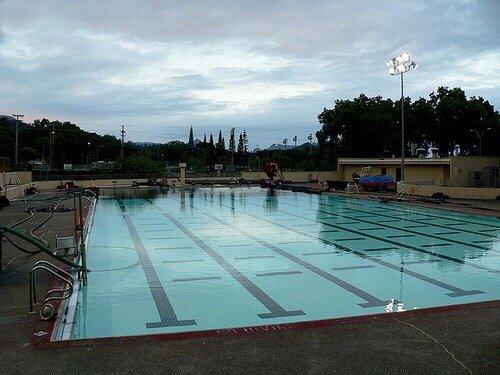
top-left (450, 156), bottom-right (500, 187)
top-left (398, 182), bottom-right (500, 200)
top-left (242, 171), bottom-right (340, 182)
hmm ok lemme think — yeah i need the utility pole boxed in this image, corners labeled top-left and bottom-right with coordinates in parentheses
top-left (283, 138), bottom-right (288, 150)
top-left (293, 135), bottom-right (297, 147)
top-left (49, 124), bottom-right (55, 170)
top-left (12, 114), bottom-right (24, 166)
top-left (308, 133), bottom-right (313, 156)
top-left (120, 125), bottom-right (126, 158)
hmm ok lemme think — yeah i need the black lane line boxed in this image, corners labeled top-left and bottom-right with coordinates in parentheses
top-left (154, 208), bottom-right (305, 319)
top-left (318, 206), bottom-right (487, 250)
top-left (332, 265), bottom-right (375, 271)
top-left (218, 243), bottom-right (254, 248)
top-left (478, 229), bottom-right (498, 232)
top-left (155, 246), bottom-right (191, 250)
top-left (149, 237), bottom-right (181, 240)
top-left (123, 215), bottom-right (196, 328)
top-left (387, 234), bottom-right (416, 239)
top-left (421, 243), bottom-right (452, 248)
top-left (235, 255), bottom-right (275, 260)
top-left (273, 205), bottom-right (499, 275)
top-left (286, 200), bottom-right (493, 250)
top-left (403, 259), bottom-right (440, 265)
top-left (173, 276), bottom-right (222, 282)
top-left (278, 240), bottom-right (314, 244)
top-left (433, 232), bottom-right (461, 235)
top-left (204, 212), bottom-right (387, 308)
top-left (162, 259), bottom-right (204, 264)
top-left (359, 227), bottom-right (385, 231)
top-left (256, 271), bottom-right (302, 277)
top-left (334, 238), bottom-right (366, 242)
top-left (403, 225), bottom-right (429, 229)
top-left (302, 251), bottom-right (337, 256)
top-left (320, 197), bottom-right (499, 231)
top-left (320, 230), bottom-right (340, 233)
top-left (364, 247), bottom-right (398, 252)
top-left (241, 210), bottom-right (485, 297)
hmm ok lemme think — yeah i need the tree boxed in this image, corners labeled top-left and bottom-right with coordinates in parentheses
top-left (242, 130), bottom-right (248, 153)
top-left (188, 126), bottom-right (195, 149)
top-left (216, 130), bottom-right (224, 153)
top-left (229, 127), bottom-right (236, 157)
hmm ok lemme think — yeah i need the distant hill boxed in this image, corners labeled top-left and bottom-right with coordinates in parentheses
top-left (257, 141), bottom-right (318, 152)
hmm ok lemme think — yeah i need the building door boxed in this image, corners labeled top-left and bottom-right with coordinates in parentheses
top-left (396, 167), bottom-right (401, 182)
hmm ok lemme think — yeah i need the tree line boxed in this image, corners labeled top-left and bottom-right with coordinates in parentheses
top-left (1, 85), bottom-right (498, 174)
top-left (317, 86), bottom-right (499, 163)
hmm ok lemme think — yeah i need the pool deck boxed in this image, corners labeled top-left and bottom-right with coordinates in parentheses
top-left (1, 190), bottom-right (499, 374)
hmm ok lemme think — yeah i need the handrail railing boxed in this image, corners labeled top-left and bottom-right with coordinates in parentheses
top-left (30, 264), bottom-right (74, 320)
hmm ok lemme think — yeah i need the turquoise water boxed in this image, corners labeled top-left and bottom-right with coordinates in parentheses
top-left (72, 187), bottom-right (500, 339)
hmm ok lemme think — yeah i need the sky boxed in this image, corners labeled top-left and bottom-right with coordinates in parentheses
top-left (0, 0), bottom-right (498, 148)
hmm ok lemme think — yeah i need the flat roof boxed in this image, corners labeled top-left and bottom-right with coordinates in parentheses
top-left (338, 158), bottom-right (451, 165)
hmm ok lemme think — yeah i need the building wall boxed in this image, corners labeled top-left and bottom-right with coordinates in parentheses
top-left (338, 164), bottom-right (446, 185)
top-left (399, 182), bottom-right (500, 200)
top-left (450, 156), bottom-right (500, 187)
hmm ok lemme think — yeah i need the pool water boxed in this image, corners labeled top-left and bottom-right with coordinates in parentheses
top-left (71, 187), bottom-right (500, 339)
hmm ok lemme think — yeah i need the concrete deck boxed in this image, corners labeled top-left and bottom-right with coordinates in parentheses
top-left (0, 190), bottom-right (499, 374)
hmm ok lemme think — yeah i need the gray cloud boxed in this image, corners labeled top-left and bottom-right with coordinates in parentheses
top-left (0, 0), bottom-right (498, 147)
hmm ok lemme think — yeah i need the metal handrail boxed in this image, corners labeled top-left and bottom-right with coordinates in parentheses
top-left (30, 265), bottom-right (73, 315)
top-left (34, 260), bottom-right (74, 284)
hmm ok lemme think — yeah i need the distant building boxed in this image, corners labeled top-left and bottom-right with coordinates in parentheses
top-left (337, 156), bottom-right (500, 187)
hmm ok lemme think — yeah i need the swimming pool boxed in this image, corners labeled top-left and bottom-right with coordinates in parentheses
top-left (70, 187), bottom-right (499, 340)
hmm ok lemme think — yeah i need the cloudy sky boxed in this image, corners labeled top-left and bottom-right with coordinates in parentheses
top-left (0, 0), bottom-right (498, 147)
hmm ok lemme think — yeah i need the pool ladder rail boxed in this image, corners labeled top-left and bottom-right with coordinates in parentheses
top-left (30, 260), bottom-right (74, 320)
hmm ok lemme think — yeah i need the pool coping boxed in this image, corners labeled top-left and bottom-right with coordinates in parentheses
top-left (31, 299), bottom-right (499, 348)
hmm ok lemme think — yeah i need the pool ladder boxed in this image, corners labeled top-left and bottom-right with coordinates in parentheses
top-left (30, 261), bottom-right (74, 320)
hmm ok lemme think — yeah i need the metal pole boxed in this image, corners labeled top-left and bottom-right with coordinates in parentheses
top-left (0, 230), bottom-right (3, 273)
top-left (12, 114), bottom-right (24, 166)
top-left (400, 72), bottom-right (405, 181)
top-left (78, 194), bottom-right (87, 285)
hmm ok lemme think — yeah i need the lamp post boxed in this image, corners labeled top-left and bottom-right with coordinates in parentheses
top-left (87, 142), bottom-right (91, 165)
top-left (387, 52), bottom-right (418, 181)
top-left (308, 133), bottom-right (313, 156)
top-left (469, 128), bottom-right (491, 156)
top-left (12, 114), bottom-right (24, 166)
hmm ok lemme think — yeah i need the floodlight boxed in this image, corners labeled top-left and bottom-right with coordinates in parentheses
top-left (400, 52), bottom-right (410, 63)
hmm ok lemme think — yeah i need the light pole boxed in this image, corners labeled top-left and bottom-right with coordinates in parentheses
top-left (12, 114), bottom-right (24, 166)
top-left (308, 133), bottom-right (313, 156)
top-left (469, 128), bottom-right (491, 156)
top-left (293, 135), bottom-right (297, 147)
top-left (283, 138), bottom-right (288, 150)
top-left (87, 142), bottom-right (91, 165)
top-left (49, 125), bottom-right (55, 170)
top-left (387, 52), bottom-right (418, 181)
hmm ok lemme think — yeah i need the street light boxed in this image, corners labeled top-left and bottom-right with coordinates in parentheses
top-left (87, 142), bottom-right (91, 165)
top-left (387, 52), bottom-right (418, 181)
top-left (308, 133), bottom-right (313, 156)
top-left (469, 128), bottom-right (492, 156)
top-left (11, 114), bottom-right (24, 166)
